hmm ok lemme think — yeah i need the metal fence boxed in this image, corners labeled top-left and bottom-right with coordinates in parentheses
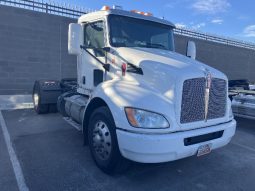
top-left (1, 0), bottom-right (255, 50)
top-left (174, 28), bottom-right (255, 50)
top-left (0, 0), bottom-right (87, 18)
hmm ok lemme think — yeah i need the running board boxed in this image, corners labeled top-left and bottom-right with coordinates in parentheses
top-left (63, 117), bottom-right (82, 131)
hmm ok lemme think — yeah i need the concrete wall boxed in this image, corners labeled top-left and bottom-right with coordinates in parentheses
top-left (175, 35), bottom-right (255, 82)
top-left (0, 5), bottom-right (255, 94)
top-left (0, 5), bottom-right (76, 94)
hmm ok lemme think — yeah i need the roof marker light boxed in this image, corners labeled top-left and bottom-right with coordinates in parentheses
top-left (101, 6), bottom-right (110, 11)
top-left (130, 10), bottom-right (153, 16)
top-left (144, 12), bottom-right (153, 16)
top-left (130, 10), bottom-right (138, 13)
top-left (112, 5), bottom-right (123, 10)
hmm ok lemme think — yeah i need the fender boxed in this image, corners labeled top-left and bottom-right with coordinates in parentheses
top-left (86, 79), bottom-right (176, 133)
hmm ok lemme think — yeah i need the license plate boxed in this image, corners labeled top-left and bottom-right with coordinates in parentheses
top-left (197, 144), bottom-right (211, 157)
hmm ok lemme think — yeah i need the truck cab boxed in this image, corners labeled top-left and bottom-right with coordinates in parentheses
top-left (33, 6), bottom-right (236, 174)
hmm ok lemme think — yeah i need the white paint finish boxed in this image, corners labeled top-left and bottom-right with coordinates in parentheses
top-left (0, 111), bottom-right (29, 191)
top-left (68, 23), bottom-right (82, 55)
top-left (91, 79), bottom-right (176, 134)
top-left (72, 10), bottom-right (236, 163)
top-left (113, 48), bottom-right (229, 130)
top-left (79, 44), bottom-right (233, 134)
top-left (78, 50), bottom-right (105, 91)
top-left (186, 40), bottom-right (196, 59)
top-left (115, 47), bottom-right (227, 81)
top-left (74, 20), bottom-right (230, 132)
top-left (116, 119), bottom-right (236, 163)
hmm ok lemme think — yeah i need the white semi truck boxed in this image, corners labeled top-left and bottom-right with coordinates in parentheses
top-left (33, 6), bottom-right (236, 174)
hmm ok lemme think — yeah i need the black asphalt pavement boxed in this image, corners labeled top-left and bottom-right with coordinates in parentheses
top-left (1, 109), bottom-right (255, 191)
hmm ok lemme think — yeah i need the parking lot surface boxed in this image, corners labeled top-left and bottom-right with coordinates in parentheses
top-left (0, 109), bottom-right (255, 191)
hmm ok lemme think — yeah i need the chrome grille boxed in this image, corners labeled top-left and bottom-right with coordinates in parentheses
top-left (181, 78), bottom-right (226, 124)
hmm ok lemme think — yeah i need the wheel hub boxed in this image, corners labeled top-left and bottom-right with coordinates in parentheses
top-left (92, 121), bottom-right (112, 161)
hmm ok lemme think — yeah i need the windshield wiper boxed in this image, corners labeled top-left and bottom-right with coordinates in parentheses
top-left (145, 43), bottom-right (167, 50)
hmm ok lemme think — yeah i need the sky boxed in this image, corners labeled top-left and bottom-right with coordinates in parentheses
top-left (51, 0), bottom-right (255, 43)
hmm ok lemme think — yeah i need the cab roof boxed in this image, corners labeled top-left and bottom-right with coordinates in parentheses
top-left (78, 9), bottom-right (175, 28)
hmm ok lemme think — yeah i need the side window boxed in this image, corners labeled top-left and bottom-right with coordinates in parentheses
top-left (84, 21), bottom-right (105, 49)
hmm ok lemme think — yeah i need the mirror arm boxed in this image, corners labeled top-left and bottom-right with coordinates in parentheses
top-left (103, 47), bottom-right (110, 72)
top-left (79, 45), bottom-right (110, 72)
top-left (103, 64), bottom-right (110, 71)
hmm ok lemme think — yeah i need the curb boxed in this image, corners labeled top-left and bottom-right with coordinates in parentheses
top-left (0, 95), bottom-right (33, 110)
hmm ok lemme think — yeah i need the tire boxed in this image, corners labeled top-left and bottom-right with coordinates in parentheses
top-left (88, 106), bottom-right (129, 174)
top-left (33, 81), bottom-right (49, 114)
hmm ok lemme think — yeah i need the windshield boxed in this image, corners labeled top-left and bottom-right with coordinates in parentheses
top-left (108, 15), bottom-right (175, 51)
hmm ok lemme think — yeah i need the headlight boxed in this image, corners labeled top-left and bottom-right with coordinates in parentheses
top-left (125, 107), bottom-right (170, 128)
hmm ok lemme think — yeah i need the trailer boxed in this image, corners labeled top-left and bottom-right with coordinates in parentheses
top-left (33, 5), bottom-right (236, 174)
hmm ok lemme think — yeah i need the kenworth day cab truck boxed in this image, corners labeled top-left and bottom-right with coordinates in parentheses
top-left (32, 6), bottom-right (236, 174)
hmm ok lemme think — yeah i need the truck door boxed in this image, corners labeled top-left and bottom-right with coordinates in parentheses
top-left (78, 20), bottom-right (106, 94)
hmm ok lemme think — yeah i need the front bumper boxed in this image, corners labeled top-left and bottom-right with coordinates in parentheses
top-left (116, 120), bottom-right (236, 163)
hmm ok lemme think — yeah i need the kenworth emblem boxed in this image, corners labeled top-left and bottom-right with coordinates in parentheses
top-left (204, 69), bottom-right (212, 122)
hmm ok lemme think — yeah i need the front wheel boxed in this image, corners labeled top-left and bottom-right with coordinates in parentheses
top-left (88, 106), bottom-right (129, 174)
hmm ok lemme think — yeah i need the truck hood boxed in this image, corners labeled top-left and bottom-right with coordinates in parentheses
top-left (114, 47), bottom-right (226, 80)
top-left (112, 47), bottom-right (229, 130)
top-left (113, 47), bottom-right (227, 96)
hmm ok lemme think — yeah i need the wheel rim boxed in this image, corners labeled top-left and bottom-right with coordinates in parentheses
top-left (92, 121), bottom-right (112, 161)
top-left (33, 93), bottom-right (39, 107)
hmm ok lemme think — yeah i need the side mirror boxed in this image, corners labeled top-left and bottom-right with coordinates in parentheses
top-left (186, 41), bottom-right (196, 60)
top-left (68, 23), bottom-right (82, 55)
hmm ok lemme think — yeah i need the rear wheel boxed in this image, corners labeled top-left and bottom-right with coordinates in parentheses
top-left (88, 106), bottom-right (129, 174)
top-left (33, 81), bottom-right (49, 114)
